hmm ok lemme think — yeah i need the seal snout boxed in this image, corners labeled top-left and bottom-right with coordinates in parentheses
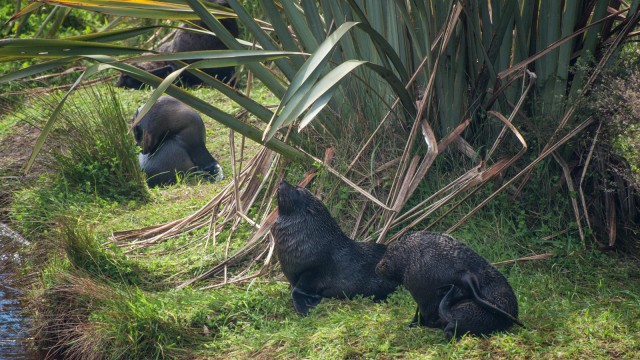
top-left (375, 257), bottom-right (399, 282)
top-left (277, 181), bottom-right (297, 213)
top-left (278, 180), bottom-right (295, 193)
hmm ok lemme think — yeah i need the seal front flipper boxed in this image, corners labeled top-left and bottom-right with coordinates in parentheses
top-left (201, 161), bottom-right (224, 182)
top-left (292, 287), bottom-right (322, 316)
top-left (409, 306), bottom-right (425, 327)
top-left (409, 306), bottom-right (442, 328)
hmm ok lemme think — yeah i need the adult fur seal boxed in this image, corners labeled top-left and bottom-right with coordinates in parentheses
top-left (116, 0), bottom-right (239, 89)
top-left (114, 62), bottom-right (174, 89)
top-left (272, 181), bottom-right (399, 315)
top-left (133, 96), bottom-right (223, 187)
top-left (375, 231), bottom-right (522, 340)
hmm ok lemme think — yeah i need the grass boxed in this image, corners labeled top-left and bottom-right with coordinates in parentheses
top-left (34, 230), bottom-right (640, 359)
top-left (1, 83), bottom-right (640, 359)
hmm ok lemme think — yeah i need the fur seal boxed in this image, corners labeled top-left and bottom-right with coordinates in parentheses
top-left (133, 96), bottom-right (223, 187)
top-left (272, 181), bottom-right (399, 315)
top-left (116, 0), bottom-right (239, 89)
top-left (375, 231), bottom-right (522, 340)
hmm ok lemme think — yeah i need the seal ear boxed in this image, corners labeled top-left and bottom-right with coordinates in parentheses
top-left (375, 258), bottom-right (392, 278)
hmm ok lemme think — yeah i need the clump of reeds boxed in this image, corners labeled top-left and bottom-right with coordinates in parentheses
top-left (31, 219), bottom-right (202, 359)
top-left (8, 84), bottom-right (149, 234)
top-left (45, 85), bottom-right (149, 201)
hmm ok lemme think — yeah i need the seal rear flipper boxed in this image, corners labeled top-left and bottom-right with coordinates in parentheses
top-left (292, 287), bottom-right (322, 316)
top-left (438, 285), bottom-right (463, 321)
top-left (201, 162), bottom-right (224, 182)
top-left (460, 273), bottom-right (525, 328)
top-left (443, 322), bottom-right (463, 342)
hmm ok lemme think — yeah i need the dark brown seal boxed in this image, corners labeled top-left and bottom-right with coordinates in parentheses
top-left (272, 181), bottom-right (399, 315)
top-left (115, 0), bottom-right (239, 89)
top-left (133, 96), bottom-right (223, 187)
top-left (376, 231), bottom-right (523, 340)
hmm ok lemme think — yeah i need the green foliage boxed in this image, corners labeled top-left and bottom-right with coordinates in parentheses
top-left (0, 1), bottom-right (110, 38)
top-left (7, 84), bottom-right (148, 233)
top-left (0, 1), bottom-right (113, 93)
top-left (10, 177), bottom-right (110, 234)
top-left (89, 288), bottom-right (204, 359)
top-left (590, 48), bottom-right (640, 180)
top-left (3, 2), bottom-right (637, 251)
top-left (19, 136), bottom-right (640, 358)
top-left (33, 246), bottom-right (640, 359)
top-left (41, 85), bottom-right (148, 201)
top-left (57, 219), bottom-right (166, 289)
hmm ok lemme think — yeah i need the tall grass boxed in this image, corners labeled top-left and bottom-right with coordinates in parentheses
top-left (9, 84), bottom-right (148, 234)
top-left (31, 219), bottom-right (288, 359)
top-left (46, 85), bottom-right (148, 201)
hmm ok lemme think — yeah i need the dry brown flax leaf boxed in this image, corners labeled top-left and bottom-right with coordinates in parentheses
top-left (552, 151), bottom-right (585, 243)
top-left (438, 118), bottom-right (471, 153)
top-left (492, 253), bottom-right (554, 267)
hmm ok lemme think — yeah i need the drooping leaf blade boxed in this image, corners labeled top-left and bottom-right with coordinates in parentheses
top-left (20, 0), bottom-right (237, 20)
top-left (262, 21), bottom-right (360, 141)
top-left (0, 38), bottom-right (149, 58)
top-left (133, 50), bottom-right (303, 126)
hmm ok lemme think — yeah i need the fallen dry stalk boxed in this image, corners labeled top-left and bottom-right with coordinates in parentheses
top-left (492, 253), bottom-right (554, 267)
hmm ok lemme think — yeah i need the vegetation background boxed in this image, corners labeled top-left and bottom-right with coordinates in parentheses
top-left (0, 0), bottom-right (639, 358)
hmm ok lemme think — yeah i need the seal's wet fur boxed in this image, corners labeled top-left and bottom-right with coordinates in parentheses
top-left (133, 96), bottom-right (223, 187)
top-left (272, 181), bottom-right (399, 315)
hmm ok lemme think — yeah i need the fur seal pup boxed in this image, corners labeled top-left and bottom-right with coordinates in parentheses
top-left (272, 181), bottom-right (399, 315)
top-left (133, 96), bottom-right (223, 187)
top-left (116, 0), bottom-right (239, 89)
top-left (375, 231), bottom-right (522, 340)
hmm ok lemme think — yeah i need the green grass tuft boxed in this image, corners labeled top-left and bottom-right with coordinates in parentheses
top-left (46, 85), bottom-right (148, 202)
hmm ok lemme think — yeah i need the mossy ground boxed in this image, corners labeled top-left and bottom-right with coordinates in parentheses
top-left (1, 84), bottom-right (639, 359)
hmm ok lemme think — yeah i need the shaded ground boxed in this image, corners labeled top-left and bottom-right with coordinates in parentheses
top-left (0, 121), bottom-right (48, 222)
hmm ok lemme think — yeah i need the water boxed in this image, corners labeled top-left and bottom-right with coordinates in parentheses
top-left (0, 224), bottom-right (41, 360)
top-left (0, 274), bottom-right (32, 359)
